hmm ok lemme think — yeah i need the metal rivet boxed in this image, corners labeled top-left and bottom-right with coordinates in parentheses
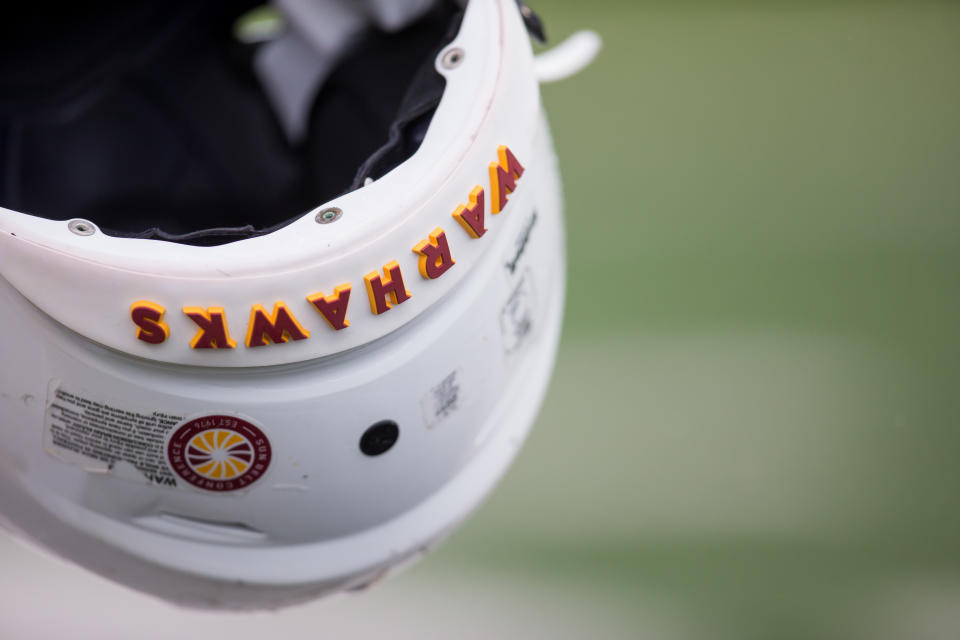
top-left (67, 219), bottom-right (96, 236)
top-left (315, 207), bottom-right (342, 224)
top-left (440, 47), bottom-right (465, 69)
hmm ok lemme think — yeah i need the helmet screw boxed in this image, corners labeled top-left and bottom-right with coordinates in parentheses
top-left (67, 219), bottom-right (96, 236)
top-left (315, 207), bottom-right (342, 224)
top-left (440, 47), bottom-right (465, 69)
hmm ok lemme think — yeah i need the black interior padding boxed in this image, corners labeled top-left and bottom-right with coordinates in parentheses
top-left (0, 0), bottom-right (462, 246)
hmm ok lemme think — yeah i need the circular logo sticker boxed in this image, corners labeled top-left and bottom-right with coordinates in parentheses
top-left (166, 415), bottom-right (272, 492)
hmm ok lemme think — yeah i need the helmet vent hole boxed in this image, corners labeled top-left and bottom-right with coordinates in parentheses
top-left (360, 420), bottom-right (399, 456)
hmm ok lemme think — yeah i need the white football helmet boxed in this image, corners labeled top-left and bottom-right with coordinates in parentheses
top-left (0, 0), bottom-right (598, 608)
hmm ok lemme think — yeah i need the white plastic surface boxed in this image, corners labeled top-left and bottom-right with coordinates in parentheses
top-left (0, 0), bottom-right (539, 368)
top-left (0, 0), bottom-right (569, 609)
top-left (0, 113), bottom-right (564, 605)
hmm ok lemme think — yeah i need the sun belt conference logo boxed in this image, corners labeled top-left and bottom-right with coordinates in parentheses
top-left (167, 415), bottom-right (272, 492)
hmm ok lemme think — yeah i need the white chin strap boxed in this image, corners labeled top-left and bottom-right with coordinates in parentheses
top-left (534, 29), bottom-right (602, 83)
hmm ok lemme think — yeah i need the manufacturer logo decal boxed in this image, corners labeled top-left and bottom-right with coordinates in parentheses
top-left (166, 415), bottom-right (272, 492)
top-left (505, 211), bottom-right (537, 275)
top-left (501, 269), bottom-right (537, 354)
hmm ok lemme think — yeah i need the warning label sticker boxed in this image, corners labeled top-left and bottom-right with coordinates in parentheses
top-left (44, 385), bottom-right (184, 487)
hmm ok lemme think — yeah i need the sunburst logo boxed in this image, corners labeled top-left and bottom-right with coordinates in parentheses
top-left (186, 429), bottom-right (253, 479)
top-left (166, 415), bottom-right (272, 492)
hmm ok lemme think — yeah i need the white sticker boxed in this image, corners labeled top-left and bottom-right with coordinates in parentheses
top-left (44, 384), bottom-right (184, 487)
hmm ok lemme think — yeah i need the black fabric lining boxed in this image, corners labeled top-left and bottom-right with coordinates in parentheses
top-left (0, 1), bottom-right (552, 246)
top-left (0, 1), bottom-right (464, 246)
top-left (107, 4), bottom-right (464, 245)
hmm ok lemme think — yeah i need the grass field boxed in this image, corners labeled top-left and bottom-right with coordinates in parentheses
top-left (437, 1), bottom-right (960, 637)
top-left (2, 1), bottom-right (959, 638)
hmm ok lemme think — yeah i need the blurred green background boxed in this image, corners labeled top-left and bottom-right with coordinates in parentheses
top-left (2, 2), bottom-right (958, 638)
top-left (414, 1), bottom-right (960, 638)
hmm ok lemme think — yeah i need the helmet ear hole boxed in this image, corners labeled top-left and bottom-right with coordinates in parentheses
top-left (359, 420), bottom-right (400, 456)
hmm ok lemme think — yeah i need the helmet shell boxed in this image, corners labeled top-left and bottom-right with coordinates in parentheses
top-left (0, 0), bottom-right (566, 609)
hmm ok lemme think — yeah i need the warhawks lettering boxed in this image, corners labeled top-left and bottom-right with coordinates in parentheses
top-left (130, 145), bottom-right (525, 349)
top-left (246, 302), bottom-right (310, 348)
top-left (364, 260), bottom-right (412, 315)
top-left (130, 301), bottom-right (169, 345)
top-left (452, 186), bottom-right (486, 238)
top-left (412, 228), bottom-right (455, 279)
top-left (307, 284), bottom-right (352, 330)
top-left (489, 146), bottom-right (524, 214)
top-left (183, 307), bottom-right (235, 349)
